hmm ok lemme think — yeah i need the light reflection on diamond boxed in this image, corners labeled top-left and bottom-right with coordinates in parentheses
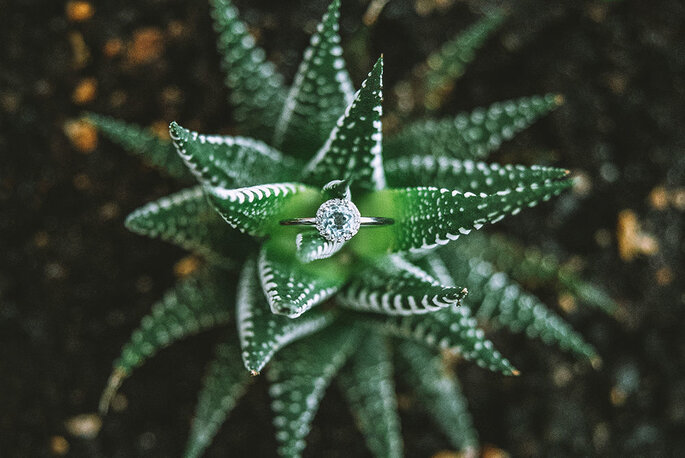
top-left (315, 199), bottom-right (361, 242)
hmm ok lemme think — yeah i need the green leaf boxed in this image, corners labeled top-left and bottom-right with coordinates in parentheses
top-left (99, 268), bottom-right (234, 413)
top-left (273, 0), bottom-right (354, 158)
top-left (209, 0), bottom-right (287, 138)
top-left (385, 94), bottom-right (563, 160)
top-left (184, 340), bottom-right (251, 458)
top-left (236, 258), bottom-right (338, 374)
top-left (303, 57), bottom-right (386, 192)
top-left (338, 255), bottom-right (467, 315)
top-left (355, 179), bottom-right (571, 255)
top-left (205, 182), bottom-right (319, 238)
top-left (338, 333), bottom-right (403, 458)
top-left (267, 326), bottom-right (362, 458)
top-left (124, 186), bottom-right (254, 266)
top-left (396, 340), bottom-right (478, 453)
top-left (169, 122), bottom-right (300, 188)
top-left (86, 113), bottom-right (191, 180)
top-left (385, 156), bottom-right (569, 192)
top-left (353, 305), bottom-right (518, 375)
top-left (426, 251), bottom-right (598, 360)
top-left (258, 242), bottom-right (348, 317)
top-left (295, 231), bottom-right (345, 263)
top-left (458, 232), bottom-right (617, 314)
top-left (419, 11), bottom-right (505, 111)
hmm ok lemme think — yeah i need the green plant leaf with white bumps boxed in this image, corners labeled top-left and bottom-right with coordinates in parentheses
top-left (85, 113), bottom-right (192, 180)
top-left (237, 258), bottom-right (338, 374)
top-left (386, 94), bottom-right (562, 160)
top-left (338, 255), bottom-right (467, 315)
top-left (99, 268), bottom-right (234, 413)
top-left (210, 0), bottom-right (287, 138)
top-left (338, 333), bottom-right (403, 458)
top-left (124, 186), bottom-right (254, 266)
top-left (267, 325), bottom-right (362, 458)
top-left (184, 340), bottom-right (251, 458)
top-left (258, 241), bottom-right (348, 317)
top-left (273, 0), bottom-right (354, 157)
top-left (396, 340), bottom-right (478, 453)
top-left (88, 2), bottom-right (613, 457)
top-left (303, 57), bottom-right (386, 192)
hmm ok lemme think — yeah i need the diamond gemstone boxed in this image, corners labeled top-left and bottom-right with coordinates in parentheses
top-left (315, 199), bottom-right (361, 242)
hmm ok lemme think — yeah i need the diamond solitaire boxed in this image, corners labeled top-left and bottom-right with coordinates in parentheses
top-left (315, 199), bottom-right (362, 242)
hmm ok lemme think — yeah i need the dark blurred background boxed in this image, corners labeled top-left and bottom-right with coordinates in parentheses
top-left (1, 0), bottom-right (684, 456)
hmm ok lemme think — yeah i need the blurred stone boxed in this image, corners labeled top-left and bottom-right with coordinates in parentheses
top-left (127, 27), bottom-right (165, 65)
top-left (174, 256), bottom-right (201, 278)
top-left (64, 413), bottom-right (102, 439)
top-left (616, 209), bottom-right (658, 261)
top-left (103, 38), bottom-right (124, 58)
top-left (50, 435), bottom-right (70, 455)
top-left (66, 1), bottom-right (94, 22)
top-left (64, 119), bottom-right (98, 153)
top-left (72, 77), bottom-right (97, 105)
top-left (68, 31), bottom-right (90, 69)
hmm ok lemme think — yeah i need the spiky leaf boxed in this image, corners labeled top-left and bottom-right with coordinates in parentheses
top-left (124, 186), bottom-right (254, 266)
top-left (259, 242), bottom-right (348, 317)
top-left (99, 269), bottom-right (234, 413)
top-left (386, 94), bottom-right (562, 160)
top-left (86, 113), bottom-right (191, 180)
top-left (419, 11), bottom-right (505, 111)
top-left (237, 258), bottom-right (338, 374)
top-left (427, 252), bottom-right (597, 359)
top-left (396, 341), bottom-right (478, 453)
top-left (458, 232), bottom-right (616, 313)
top-left (205, 183), bottom-right (319, 237)
top-left (354, 305), bottom-right (517, 375)
top-left (338, 334), bottom-right (403, 458)
top-left (355, 180), bottom-right (572, 254)
top-left (184, 341), bottom-right (251, 458)
top-left (210, 0), bottom-right (287, 137)
top-left (169, 122), bottom-right (300, 188)
top-left (385, 156), bottom-right (568, 192)
top-left (338, 255), bottom-right (467, 315)
top-left (303, 57), bottom-right (386, 192)
top-left (273, 0), bottom-right (354, 157)
top-left (267, 326), bottom-right (362, 458)
top-left (295, 231), bottom-right (345, 263)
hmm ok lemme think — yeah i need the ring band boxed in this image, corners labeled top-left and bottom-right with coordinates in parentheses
top-left (280, 217), bottom-right (394, 226)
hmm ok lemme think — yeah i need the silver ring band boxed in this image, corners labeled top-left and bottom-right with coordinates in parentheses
top-left (280, 217), bottom-right (394, 226)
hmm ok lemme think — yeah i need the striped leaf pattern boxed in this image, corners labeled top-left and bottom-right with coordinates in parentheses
top-left (273, 0), bottom-right (354, 158)
top-left (396, 340), bottom-right (478, 453)
top-left (124, 186), bottom-right (254, 266)
top-left (419, 11), bottom-right (505, 111)
top-left (99, 269), bottom-right (234, 413)
top-left (385, 155), bottom-right (568, 192)
top-left (360, 180), bottom-right (571, 254)
top-left (303, 57), bottom-right (386, 192)
top-left (295, 231), bottom-right (345, 263)
top-left (338, 333), bottom-right (403, 458)
top-left (86, 113), bottom-right (191, 180)
top-left (426, 252), bottom-right (598, 359)
top-left (259, 242), bottom-right (346, 317)
top-left (169, 122), bottom-right (300, 188)
top-left (210, 0), bottom-right (287, 138)
top-left (267, 326), bottom-right (362, 458)
top-left (184, 341), bottom-right (251, 458)
top-left (206, 183), bottom-right (319, 237)
top-left (385, 94), bottom-right (562, 160)
top-left (338, 255), bottom-right (467, 315)
top-left (458, 232), bottom-right (616, 313)
top-left (237, 258), bottom-right (338, 374)
top-left (354, 304), bottom-right (518, 375)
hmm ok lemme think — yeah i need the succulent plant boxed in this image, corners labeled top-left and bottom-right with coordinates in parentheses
top-left (89, 1), bottom-right (614, 456)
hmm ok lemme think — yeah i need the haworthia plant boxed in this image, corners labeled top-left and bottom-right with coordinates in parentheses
top-left (91, 1), bottom-right (613, 457)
